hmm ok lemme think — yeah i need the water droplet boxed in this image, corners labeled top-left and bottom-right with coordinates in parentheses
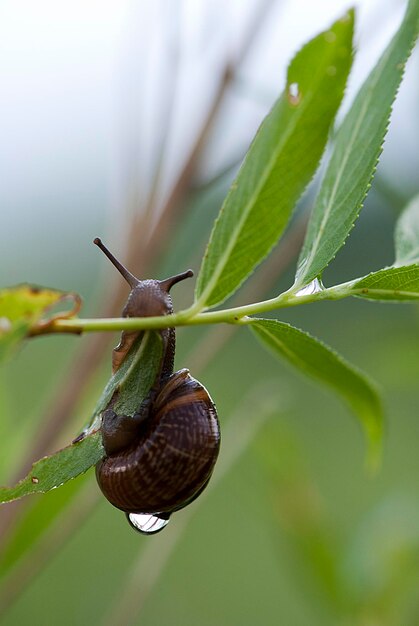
top-left (0, 317), bottom-right (12, 333)
top-left (288, 82), bottom-right (301, 106)
top-left (327, 65), bottom-right (337, 76)
top-left (339, 12), bottom-right (351, 24)
top-left (31, 476), bottom-right (39, 484)
top-left (126, 512), bottom-right (171, 535)
top-left (295, 278), bottom-right (324, 297)
top-left (324, 31), bottom-right (336, 43)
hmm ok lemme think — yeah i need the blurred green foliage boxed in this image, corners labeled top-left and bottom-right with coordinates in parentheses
top-left (2, 189), bottom-right (419, 626)
top-left (1, 3), bottom-right (419, 626)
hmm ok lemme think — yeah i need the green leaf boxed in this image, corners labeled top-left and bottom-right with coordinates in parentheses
top-left (0, 432), bottom-right (103, 504)
top-left (0, 331), bottom-right (164, 504)
top-left (113, 332), bottom-right (163, 416)
top-left (349, 264), bottom-right (419, 301)
top-left (194, 11), bottom-right (354, 309)
top-left (0, 284), bottom-right (81, 326)
top-left (295, 0), bottom-right (419, 288)
top-left (83, 330), bottom-right (163, 433)
top-left (394, 194), bottom-right (419, 265)
top-left (341, 195), bottom-right (419, 302)
top-left (250, 318), bottom-right (383, 467)
top-left (0, 284), bottom-right (81, 362)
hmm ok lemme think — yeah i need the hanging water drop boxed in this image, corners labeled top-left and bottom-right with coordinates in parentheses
top-left (324, 30), bottom-right (337, 43)
top-left (126, 512), bottom-right (171, 535)
top-left (295, 277), bottom-right (325, 297)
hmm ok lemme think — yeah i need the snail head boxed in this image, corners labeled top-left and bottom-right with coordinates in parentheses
top-left (93, 238), bottom-right (193, 318)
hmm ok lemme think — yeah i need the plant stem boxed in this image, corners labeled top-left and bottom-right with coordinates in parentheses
top-left (34, 282), bottom-right (353, 335)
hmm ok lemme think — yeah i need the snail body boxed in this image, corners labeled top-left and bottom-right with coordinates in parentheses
top-left (93, 239), bottom-right (220, 533)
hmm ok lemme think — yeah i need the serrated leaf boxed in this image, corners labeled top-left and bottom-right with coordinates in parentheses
top-left (250, 318), bottom-right (383, 467)
top-left (350, 264), bottom-right (419, 301)
top-left (83, 330), bottom-right (163, 433)
top-left (0, 432), bottom-right (103, 504)
top-left (331, 193), bottom-right (419, 302)
top-left (0, 285), bottom-right (81, 361)
top-left (295, 0), bottom-right (419, 288)
top-left (394, 194), bottom-right (419, 265)
top-left (194, 11), bottom-right (354, 309)
top-left (0, 331), bottom-right (164, 504)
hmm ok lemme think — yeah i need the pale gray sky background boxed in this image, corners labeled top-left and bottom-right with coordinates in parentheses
top-left (0, 0), bottom-right (417, 284)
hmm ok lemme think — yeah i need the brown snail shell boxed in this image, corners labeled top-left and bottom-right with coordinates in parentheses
top-left (96, 370), bottom-right (220, 514)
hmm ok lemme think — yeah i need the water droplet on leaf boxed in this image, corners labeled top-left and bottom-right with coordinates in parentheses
top-left (126, 512), bottom-right (171, 535)
top-left (288, 82), bottom-right (301, 106)
top-left (339, 12), bottom-right (351, 24)
top-left (295, 278), bottom-right (324, 297)
top-left (324, 30), bottom-right (337, 43)
top-left (0, 317), bottom-right (12, 333)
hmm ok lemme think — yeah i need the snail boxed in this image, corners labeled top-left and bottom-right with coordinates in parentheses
top-left (93, 238), bottom-right (220, 535)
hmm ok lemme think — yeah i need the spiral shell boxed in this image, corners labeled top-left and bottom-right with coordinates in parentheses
top-left (96, 370), bottom-right (220, 514)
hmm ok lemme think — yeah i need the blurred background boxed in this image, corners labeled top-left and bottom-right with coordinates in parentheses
top-left (1, 0), bottom-right (419, 624)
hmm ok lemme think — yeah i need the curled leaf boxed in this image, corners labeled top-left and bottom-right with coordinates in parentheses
top-left (0, 284), bottom-right (81, 327)
top-left (0, 285), bottom-right (82, 361)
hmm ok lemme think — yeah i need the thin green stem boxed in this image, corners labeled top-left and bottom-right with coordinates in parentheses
top-left (36, 281), bottom-right (354, 336)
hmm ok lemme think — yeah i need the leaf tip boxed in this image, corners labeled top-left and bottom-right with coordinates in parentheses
top-left (365, 437), bottom-right (383, 477)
